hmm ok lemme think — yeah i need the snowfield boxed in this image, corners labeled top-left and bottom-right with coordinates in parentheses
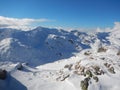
top-left (0, 26), bottom-right (120, 90)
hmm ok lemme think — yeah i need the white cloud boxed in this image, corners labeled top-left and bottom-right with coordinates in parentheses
top-left (95, 22), bottom-right (120, 32)
top-left (113, 22), bottom-right (120, 30)
top-left (0, 16), bottom-right (51, 30)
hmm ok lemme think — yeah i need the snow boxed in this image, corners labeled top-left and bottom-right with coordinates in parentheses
top-left (0, 38), bottom-right (11, 53)
top-left (0, 26), bottom-right (120, 90)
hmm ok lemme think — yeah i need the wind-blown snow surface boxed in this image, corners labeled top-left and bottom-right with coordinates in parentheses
top-left (0, 27), bottom-right (120, 90)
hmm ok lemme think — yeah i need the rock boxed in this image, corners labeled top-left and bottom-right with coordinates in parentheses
top-left (68, 39), bottom-right (74, 44)
top-left (98, 47), bottom-right (107, 52)
top-left (60, 74), bottom-right (70, 81)
top-left (64, 64), bottom-right (70, 68)
top-left (79, 66), bottom-right (85, 74)
top-left (101, 57), bottom-right (105, 60)
top-left (74, 64), bottom-right (80, 70)
top-left (64, 64), bottom-right (73, 70)
top-left (86, 70), bottom-right (93, 77)
top-left (0, 69), bottom-right (7, 80)
top-left (84, 51), bottom-right (91, 56)
top-left (99, 70), bottom-right (104, 75)
top-left (108, 67), bottom-right (115, 74)
top-left (93, 76), bottom-right (99, 82)
top-left (84, 77), bottom-right (90, 82)
top-left (93, 66), bottom-right (104, 75)
top-left (16, 63), bottom-right (23, 70)
top-left (80, 78), bottom-right (89, 90)
top-left (93, 66), bottom-right (100, 71)
top-left (117, 51), bottom-right (120, 55)
top-left (81, 81), bottom-right (86, 90)
top-left (104, 63), bottom-right (111, 68)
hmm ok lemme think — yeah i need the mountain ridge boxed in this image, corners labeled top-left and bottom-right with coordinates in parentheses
top-left (0, 27), bottom-right (92, 65)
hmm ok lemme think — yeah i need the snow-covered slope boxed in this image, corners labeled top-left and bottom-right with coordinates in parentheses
top-left (0, 27), bottom-right (93, 65)
top-left (0, 27), bottom-right (120, 90)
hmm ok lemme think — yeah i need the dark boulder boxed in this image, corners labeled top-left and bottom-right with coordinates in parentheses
top-left (0, 69), bottom-right (7, 80)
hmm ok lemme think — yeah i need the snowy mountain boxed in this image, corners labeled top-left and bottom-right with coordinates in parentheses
top-left (0, 27), bottom-right (93, 65)
top-left (0, 27), bottom-right (120, 90)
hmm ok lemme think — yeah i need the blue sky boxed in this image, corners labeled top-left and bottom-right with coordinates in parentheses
top-left (0, 0), bottom-right (120, 29)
